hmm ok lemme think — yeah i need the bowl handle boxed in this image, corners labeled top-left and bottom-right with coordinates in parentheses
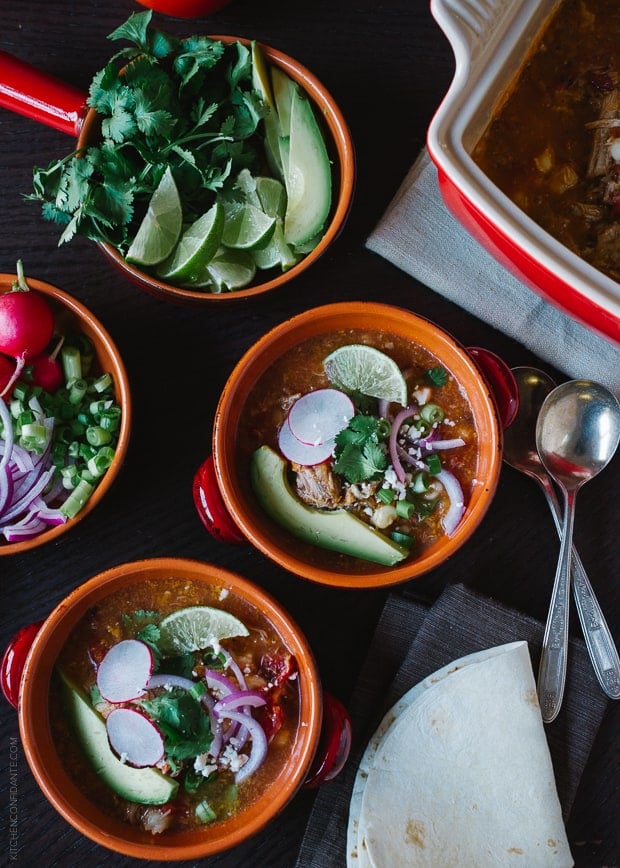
top-left (192, 455), bottom-right (248, 545)
top-left (0, 51), bottom-right (87, 137)
top-left (467, 346), bottom-right (519, 429)
top-left (1, 620), bottom-right (44, 710)
top-left (303, 691), bottom-right (352, 789)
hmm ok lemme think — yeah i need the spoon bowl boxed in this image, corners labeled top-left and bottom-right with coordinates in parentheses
top-left (535, 380), bottom-right (620, 721)
top-left (504, 369), bottom-right (620, 701)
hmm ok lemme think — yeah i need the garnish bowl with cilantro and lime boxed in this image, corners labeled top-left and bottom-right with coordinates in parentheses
top-left (5, 11), bottom-right (354, 304)
top-left (205, 302), bottom-right (505, 588)
top-left (12, 558), bottom-right (338, 859)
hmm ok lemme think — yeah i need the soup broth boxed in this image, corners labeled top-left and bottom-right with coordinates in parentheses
top-left (473, 0), bottom-right (620, 281)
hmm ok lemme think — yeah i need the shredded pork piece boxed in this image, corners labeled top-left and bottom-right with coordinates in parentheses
top-left (292, 462), bottom-right (343, 509)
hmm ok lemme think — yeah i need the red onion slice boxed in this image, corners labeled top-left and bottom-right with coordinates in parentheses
top-left (97, 639), bottom-right (153, 703)
top-left (106, 707), bottom-right (165, 768)
top-left (287, 389), bottom-right (354, 446)
top-left (436, 468), bottom-right (466, 536)
top-left (388, 405), bottom-right (418, 483)
top-left (217, 709), bottom-right (268, 783)
top-left (214, 690), bottom-right (267, 716)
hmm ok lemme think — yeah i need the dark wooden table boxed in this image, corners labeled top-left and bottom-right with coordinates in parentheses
top-left (1, 1), bottom-right (618, 865)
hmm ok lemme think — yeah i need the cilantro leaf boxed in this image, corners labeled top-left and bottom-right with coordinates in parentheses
top-left (426, 366), bottom-right (448, 387)
top-left (140, 688), bottom-right (213, 761)
top-left (333, 416), bottom-right (389, 483)
top-left (332, 441), bottom-right (387, 483)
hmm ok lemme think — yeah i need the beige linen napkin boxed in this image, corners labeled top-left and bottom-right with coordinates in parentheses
top-left (366, 149), bottom-right (620, 398)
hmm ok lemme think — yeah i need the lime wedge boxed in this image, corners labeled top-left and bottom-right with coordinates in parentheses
top-left (254, 221), bottom-right (299, 271)
top-left (255, 177), bottom-right (287, 219)
top-left (126, 167), bottom-right (183, 267)
top-left (157, 201), bottom-right (224, 282)
top-left (190, 247), bottom-right (256, 292)
top-left (221, 202), bottom-right (276, 250)
top-left (158, 606), bottom-right (249, 656)
top-left (323, 344), bottom-right (408, 406)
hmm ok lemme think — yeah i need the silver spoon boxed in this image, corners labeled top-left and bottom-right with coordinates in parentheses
top-left (535, 379), bottom-right (620, 722)
top-left (504, 367), bottom-right (620, 701)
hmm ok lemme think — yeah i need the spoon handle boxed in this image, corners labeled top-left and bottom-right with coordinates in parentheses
top-left (538, 488), bottom-right (575, 723)
top-left (538, 476), bottom-right (620, 699)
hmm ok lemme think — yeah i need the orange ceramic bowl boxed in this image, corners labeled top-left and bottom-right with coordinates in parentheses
top-left (0, 274), bottom-right (131, 555)
top-left (82, 38), bottom-right (355, 305)
top-left (15, 558), bottom-right (324, 860)
top-left (210, 302), bottom-right (505, 588)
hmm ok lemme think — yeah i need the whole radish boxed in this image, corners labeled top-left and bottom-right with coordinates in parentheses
top-left (0, 261), bottom-right (54, 397)
top-left (0, 355), bottom-right (15, 397)
top-left (28, 335), bottom-right (64, 393)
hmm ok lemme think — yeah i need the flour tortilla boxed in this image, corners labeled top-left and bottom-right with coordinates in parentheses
top-left (347, 642), bottom-right (573, 867)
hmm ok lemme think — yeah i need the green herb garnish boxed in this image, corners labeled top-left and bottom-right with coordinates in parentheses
top-left (333, 415), bottom-right (389, 483)
top-left (27, 10), bottom-right (267, 253)
top-left (139, 687), bottom-right (213, 761)
top-left (426, 366), bottom-right (448, 387)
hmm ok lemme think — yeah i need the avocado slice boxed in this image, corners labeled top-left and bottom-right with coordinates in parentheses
top-left (271, 69), bottom-right (332, 247)
top-left (58, 670), bottom-right (178, 805)
top-left (250, 446), bottom-right (408, 566)
top-left (251, 41), bottom-right (284, 179)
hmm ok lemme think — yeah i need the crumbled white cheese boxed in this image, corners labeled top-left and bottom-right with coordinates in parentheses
top-left (194, 754), bottom-right (217, 778)
top-left (220, 744), bottom-right (247, 773)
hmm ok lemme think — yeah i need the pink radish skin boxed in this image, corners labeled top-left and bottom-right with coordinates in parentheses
top-left (96, 639), bottom-right (153, 703)
top-left (278, 419), bottom-right (335, 466)
top-left (287, 389), bottom-right (355, 446)
top-left (106, 707), bottom-right (166, 768)
top-left (0, 356), bottom-right (14, 400)
top-left (0, 286), bottom-right (55, 398)
top-left (28, 353), bottom-right (63, 392)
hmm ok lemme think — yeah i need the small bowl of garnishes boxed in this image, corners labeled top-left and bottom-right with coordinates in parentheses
top-left (15, 11), bottom-right (354, 303)
top-left (1, 558), bottom-right (349, 859)
top-left (0, 263), bottom-right (131, 553)
top-left (195, 302), bottom-right (512, 588)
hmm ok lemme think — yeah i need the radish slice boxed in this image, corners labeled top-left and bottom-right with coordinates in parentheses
top-left (106, 707), bottom-right (165, 768)
top-left (287, 389), bottom-right (354, 446)
top-left (278, 422), bottom-right (335, 466)
top-left (96, 639), bottom-right (153, 703)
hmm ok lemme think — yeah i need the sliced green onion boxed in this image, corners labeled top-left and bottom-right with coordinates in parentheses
top-left (87, 447), bottom-right (115, 478)
top-left (412, 471), bottom-right (429, 493)
top-left (92, 373), bottom-right (113, 393)
top-left (376, 418), bottom-right (391, 438)
top-left (61, 345), bottom-right (82, 381)
top-left (86, 425), bottom-right (112, 447)
top-left (60, 478), bottom-right (94, 518)
top-left (195, 799), bottom-right (217, 823)
top-left (189, 681), bottom-right (207, 701)
top-left (376, 487), bottom-right (394, 504)
top-left (12, 383), bottom-right (28, 402)
top-left (420, 403), bottom-right (445, 424)
top-left (395, 499), bottom-right (416, 519)
top-left (426, 454), bottom-right (442, 475)
top-left (391, 530), bottom-right (413, 548)
top-left (68, 378), bottom-right (88, 405)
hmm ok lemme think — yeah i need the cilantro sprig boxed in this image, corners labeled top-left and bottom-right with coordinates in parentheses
top-left (26, 10), bottom-right (267, 253)
top-left (333, 415), bottom-right (389, 484)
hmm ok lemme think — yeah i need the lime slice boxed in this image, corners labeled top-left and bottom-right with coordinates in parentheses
top-left (191, 247), bottom-right (256, 292)
top-left (254, 221), bottom-right (299, 271)
top-left (126, 167), bottom-right (183, 267)
top-left (221, 202), bottom-right (276, 250)
top-left (255, 177), bottom-right (287, 219)
top-left (323, 344), bottom-right (408, 406)
top-left (157, 201), bottom-right (224, 282)
top-left (158, 606), bottom-right (249, 656)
